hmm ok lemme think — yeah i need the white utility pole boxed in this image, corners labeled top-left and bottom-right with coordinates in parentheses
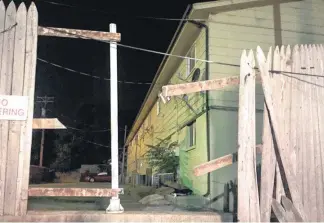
top-left (107, 23), bottom-right (124, 213)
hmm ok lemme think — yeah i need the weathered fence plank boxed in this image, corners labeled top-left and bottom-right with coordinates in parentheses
top-left (1, 2), bottom-right (17, 216)
top-left (237, 50), bottom-right (260, 222)
top-left (290, 45), bottom-right (299, 180)
top-left (0, 1), bottom-right (6, 216)
top-left (259, 48), bottom-right (276, 222)
top-left (19, 2), bottom-right (38, 215)
top-left (292, 46), bottom-right (303, 199)
top-left (256, 46), bottom-right (307, 221)
top-left (316, 44), bottom-right (324, 220)
top-left (273, 46), bottom-right (285, 203)
top-left (281, 45), bottom-right (293, 185)
top-left (5, 3), bottom-right (27, 216)
top-left (299, 45), bottom-right (310, 219)
top-left (307, 45), bottom-right (318, 221)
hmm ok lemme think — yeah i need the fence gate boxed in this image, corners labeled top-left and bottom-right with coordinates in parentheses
top-left (0, 1), bottom-right (122, 217)
top-left (238, 44), bottom-right (324, 222)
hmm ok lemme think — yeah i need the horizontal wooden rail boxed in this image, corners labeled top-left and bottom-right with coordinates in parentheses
top-left (28, 188), bottom-right (123, 197)
top-left (193, 144), bottom-right (262, 176)
top-left (162, 75), bottom-right (261, 97)
top-left (38, 26), bottom-right (121, 42)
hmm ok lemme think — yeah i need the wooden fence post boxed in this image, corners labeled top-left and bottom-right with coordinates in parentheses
top-left (237, 49), bottom-right (260, 222)
top-left (19, 3), bottom-right (38, 215)
top-left (5, 3), bottom-right (27, 216)
top-left (0, 1), bottom-right (17, 216)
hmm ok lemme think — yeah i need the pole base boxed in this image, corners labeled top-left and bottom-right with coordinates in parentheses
top-left (106, 197), bottom-right (124, 213)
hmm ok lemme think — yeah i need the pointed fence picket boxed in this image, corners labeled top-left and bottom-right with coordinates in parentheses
top-left (0, 1), bottom-right (38, 216)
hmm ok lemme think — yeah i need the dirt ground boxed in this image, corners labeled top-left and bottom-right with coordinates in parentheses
top-left (28, 182), bottom-right (154, 211)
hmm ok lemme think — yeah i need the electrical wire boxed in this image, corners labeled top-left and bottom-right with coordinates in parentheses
top-left (37, 58), bottom-right (152, 85)
top-left (44, 109), bottom-right (125, 132)
top-left (40, 27), bottom-right (324, 80)
top-left (81, 139), bottom-right (110, 148)
top-left (36, 0), bottom-right (206, 22)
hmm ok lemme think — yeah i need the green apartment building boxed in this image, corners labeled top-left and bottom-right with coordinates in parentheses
top-left (126, 0), bottom-right (324, 211)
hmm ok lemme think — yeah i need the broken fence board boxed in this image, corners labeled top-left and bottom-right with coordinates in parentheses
top-left (38, 26), bottom-right (121, 42)
top-left (162, 75), bottom-right (262, 97)
top-left (193, 144), bottom-right (262, 176)
top-left (281, 196), bottom-right (303, 222)
top-left (32, 118), bottom-right (66, 129)
top-left (272, 199), bottom-right (289, 222)
top-left (260, 47), bottom-right (276, 223)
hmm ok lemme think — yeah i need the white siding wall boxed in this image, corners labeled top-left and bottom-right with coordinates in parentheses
top-left (207, 0), bottom-right (324, 211)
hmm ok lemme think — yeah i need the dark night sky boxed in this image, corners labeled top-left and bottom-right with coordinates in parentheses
top-left (9, 0), bottom-right (206, 167)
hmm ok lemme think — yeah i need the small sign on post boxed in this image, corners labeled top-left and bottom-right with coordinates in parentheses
top-left (0, 95), bottom-right (28, 120)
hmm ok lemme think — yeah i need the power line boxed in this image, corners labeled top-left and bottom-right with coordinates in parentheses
top-left (36, 0), bottom-right (205, 22)
top-left (41, 26), bottom-right (324, 79)
top-left (81, 139), bottom-right (110, 148)
top-left (35, 0), bottom-right (324, 39)
top-left (45, 109), bottom-right (126, 132)
top-left (45, 27), bottom-right (324, 80)
top-left (65, 125), bottom-right (111, 132)
top-left (37, 57), bottom-right (152, 85)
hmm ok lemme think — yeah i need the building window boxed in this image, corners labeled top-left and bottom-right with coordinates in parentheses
top-left (186, 46), bottom-right (196, 77)
top-left (188, 121), bottom-right (196, 147)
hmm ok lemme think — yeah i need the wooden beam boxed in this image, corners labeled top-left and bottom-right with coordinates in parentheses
top-left (28, 188), bottom-right (122, 197)
top-left (162, 75), bottom-right (261, 97)
top-left (38, 26), bottom-right (121, 42)
top-left (193, 144), bottom-right (262, 177)
top-left (32, 118), bottom-right (66, 130)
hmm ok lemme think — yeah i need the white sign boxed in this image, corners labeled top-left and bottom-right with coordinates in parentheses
top-left (0, 95), bottom-right (28, 121)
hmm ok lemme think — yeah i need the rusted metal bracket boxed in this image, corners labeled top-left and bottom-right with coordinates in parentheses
top-left (28, 188), bottom-right (124, 197)
top-left (38, 26), bottom-right (121, 42)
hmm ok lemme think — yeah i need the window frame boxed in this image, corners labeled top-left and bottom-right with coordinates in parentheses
top-left (188, 121), bottom-right (196, 148)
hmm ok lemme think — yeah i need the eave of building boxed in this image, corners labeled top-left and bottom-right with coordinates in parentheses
top-left (125, 0), bottom-right (298, 146)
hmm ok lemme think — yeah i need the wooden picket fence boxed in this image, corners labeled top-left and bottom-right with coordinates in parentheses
top-left (0, 2), bottom-right (38, 216)
top-left (238, 44), bottom-right (324, 222)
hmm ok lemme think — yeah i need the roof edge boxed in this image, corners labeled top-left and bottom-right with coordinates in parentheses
top-left (125, 4), bottom-right (192, 145)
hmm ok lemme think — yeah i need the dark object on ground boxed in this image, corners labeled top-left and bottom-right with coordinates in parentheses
top-left (29, 165), bottom-right (56, 184)
top-left (160, 181), bottom-right (193, 196)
